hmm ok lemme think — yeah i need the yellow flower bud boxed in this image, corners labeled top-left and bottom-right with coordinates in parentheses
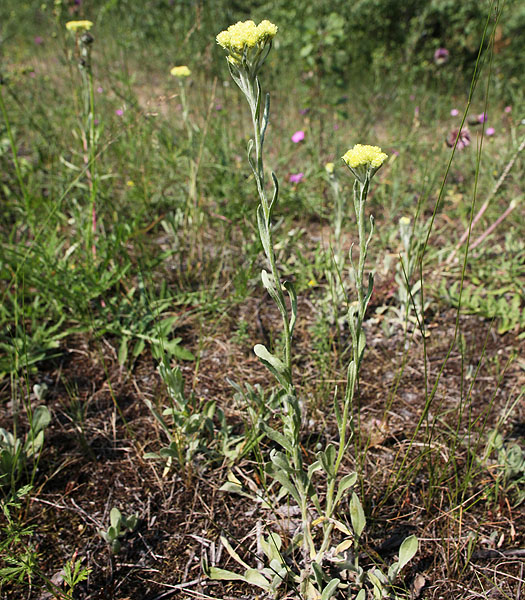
top-left (170, 65), bottom-right (191, 78)
top-left (65, 20), bottom-right (94, 33)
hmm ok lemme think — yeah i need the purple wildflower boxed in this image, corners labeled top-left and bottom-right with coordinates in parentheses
top-left (478, 112), bottom-right (487, 123)
top-left (434, 47), bottom-right (449, 65)
top-left (289, 172), bottom-right (304, 184)
top-left (291, 130), bottom-right (305, 143)
top-left (446, 127), bottom-right (471, 150)
top-left (34, 36), bottom-right (44, 45)
top-left (486, 127), bottom-right (495, 136)
top-left (115, 109), bottom-right (124, 116)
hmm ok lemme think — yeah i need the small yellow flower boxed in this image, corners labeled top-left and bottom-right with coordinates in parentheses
top-left (216, 19), bottom-right (277, 54)
top-left (308, 279), bottom-right (317, 287)
top-left (325, 162), bottom-right (335, 174)
top-left (399, 216), bottom-right (411, 226)
top-left (65, 20), bottom-right (94, 33)
top-left (126, 180), bottom-right (135, 187)
top-left (342, 144), bottom-right (388, 169)
top-left (256, 20), bottom-right (278, 42)
top-left (170, 65), bottom-right (191, 78)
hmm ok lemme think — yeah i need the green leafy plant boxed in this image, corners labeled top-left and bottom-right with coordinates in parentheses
top-left (0, 404), bottom-right (51, 493)
top-left (144, 356), bottom-right (215, 471)
top-left (377, 216), bottom-right (431, 336)
top-left (99, 507), bottom-right (138, 554)
top-left (208, 20), bottom-right (418, 599)
top-left (0, 485), bottom-right (38, 587)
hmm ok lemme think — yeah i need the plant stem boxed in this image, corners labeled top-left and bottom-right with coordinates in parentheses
top-left (247, 77), bottom-right (293, 379)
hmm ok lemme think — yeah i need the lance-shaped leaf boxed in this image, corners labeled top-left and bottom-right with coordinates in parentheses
top-left (334, 472), bottom-right (358, 507)
top-left (320, 578), bottom-right (340, 600)
top-left (220, 535), bottom-right (251, 570)
top-left (269, 171), bottom-right (279, 212)
top-left (388, 534), bottom-right (418, 581)
top-left (266, 463), bottom-right (301, 504)
top-left (350, 492), bottom-right (366, 539)
top-left (270, 450), bottom-right (295, 475)
top-left (260, 92), bottom-right (270, 146)
top-left (254, 344), bottom-right (291, 389)
top-left (257, 204), bottom-right (271, 256)
top-left (261, 423), bottom-right (293, 453)
top-left (283, 280), bottom-right (297, 335)
top-left (261, 269), bottom-right (286, 317)
top-left (260, 532), bottom-right (282, 563)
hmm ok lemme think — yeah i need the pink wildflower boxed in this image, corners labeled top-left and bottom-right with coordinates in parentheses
top-left (478, 112), bottom-right (487, 123)
top-left (446, 127), bottom-right (471, 150)
top-left (289, 172), bottom-right (304, 183)
top-left (434, 47), bottom-right (449, 65)
top-left (486, 127), bottom-right (495, 136)
top-left (115, 109), bottom-right (124, 116)
top-left (450, 108), bottom-right (459, 116)
top-left (291, 130), bottom-right (305, 143)
top-left (504, 106), bottom-right (512, 113)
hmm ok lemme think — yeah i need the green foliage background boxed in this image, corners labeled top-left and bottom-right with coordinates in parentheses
top-left (2, 0), bottom-right (524, 93)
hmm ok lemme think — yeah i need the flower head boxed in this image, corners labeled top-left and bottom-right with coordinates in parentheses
top-left (170, 65), bottom-right (191, 78)
top-left (342, 144), bottom-right (388, 183)
top-left (325, 162), bottom-right (335, 174)
top-left (434, 47), bottom-right (449, 65)
top-left (342, 144), bottom-right (387, 169)
top-left (478, 112), bottom-right (488, 123)
top-left (486, 127), bottom-right (495, 136)
top-left (65, 20), bottom-right (93, 33)
top-left (291, 130), bottom-right (305, 143)
top-left (446, 127), bottom-right (470, 150)
top-left (216, 19), bottom-right (277, 51)
top-left (289, 172), bottom-right (304, 184)
top-left (504, 105), bottom-right (512, 114)
top-left (216, 19), bottom-right (277, 73)
top-left (450, 108), bottom-right (459, 117)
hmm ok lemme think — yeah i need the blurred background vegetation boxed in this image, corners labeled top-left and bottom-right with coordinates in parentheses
top-left (2, 0), bottom-right (524, 98)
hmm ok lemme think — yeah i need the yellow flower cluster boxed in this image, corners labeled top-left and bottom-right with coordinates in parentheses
top-left (216, 19), bottom-right (278, 53)
top-left (342, 144), bottom-right (388, 169)
top-left (65, 20), bottom-right (94, 32)
top-left (170, 65), bottom-right (191, 78)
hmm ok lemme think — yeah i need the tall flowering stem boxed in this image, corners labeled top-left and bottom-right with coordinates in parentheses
top-left (315, 145), bottom-right (387, 562)
top-left (217, 20), bottom-right (295, 390)
top-left (343, 145), bottom-right (387, 445)
top-left (217, 19), bottom-right (315, 568)
top-left (214, 23), bottom-right (414, 598)
top-left (66, 21), bottom-right (98, 260)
